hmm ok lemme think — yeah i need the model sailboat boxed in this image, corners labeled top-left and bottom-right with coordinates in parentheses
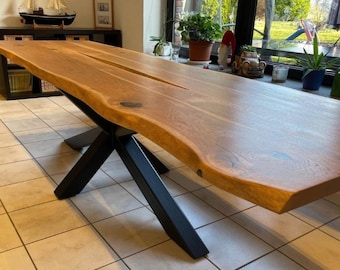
top-left (47, 0), bottom-right (67, 10)
top-left (19, 0), bottom-right (76, 27)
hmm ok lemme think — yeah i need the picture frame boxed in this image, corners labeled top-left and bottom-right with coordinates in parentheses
top-left (94, 0), bottom-right (113, 28)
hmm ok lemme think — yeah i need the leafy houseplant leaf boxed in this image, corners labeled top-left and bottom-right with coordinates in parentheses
top-left (294, 34), bottom-right (340, 79)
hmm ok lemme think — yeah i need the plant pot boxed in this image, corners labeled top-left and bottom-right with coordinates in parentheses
top-left (154, 42), bottom-right (171, 56)
top-left (302, 70), bottom-right (325, 90)
top-left (188, 40), bottom-right (213, 61)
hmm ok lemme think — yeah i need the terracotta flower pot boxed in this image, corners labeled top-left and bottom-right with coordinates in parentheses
top-left (188, 40), bottom-right (213, 61)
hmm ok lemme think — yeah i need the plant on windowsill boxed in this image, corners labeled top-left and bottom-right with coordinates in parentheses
top-left (177, 13), bottom-right (222, 62)
top-left (150, 35), bottom-right (171, 56)
top-left (150, 16), bottom-right (173, 57)
top-left (294, 34), bottom-right (340, 90)
top-left (232, 44), bottom-right (266, 78)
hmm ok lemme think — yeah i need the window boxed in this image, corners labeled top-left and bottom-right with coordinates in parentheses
top-left (168, 0), bottom-right (339, 83)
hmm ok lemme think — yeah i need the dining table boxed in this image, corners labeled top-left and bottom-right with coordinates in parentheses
top-left (0, 40), bottom-right (340, 259)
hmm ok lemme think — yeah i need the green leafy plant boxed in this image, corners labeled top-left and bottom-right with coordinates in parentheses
top-left (150, 36), bottom-right (170, 55)
top-left (294, 34), bottom-right (340, 78)
top-left (240, 44), bottom-right (257, 53)
top-left (177, 13), bottom-right (222, 43)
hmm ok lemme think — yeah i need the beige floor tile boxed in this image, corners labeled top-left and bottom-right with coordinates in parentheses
top-left (0, 110), bottom-right (36, 121)
top-left (35, 108), bottom-right (83, 127)
top-left (0, 121), bottom-right (9, 134)
top-left (290, 199), bottom-right (340, 227)
top-left (119, 180), bottom-right (148, 205)
top-left (0, 247), bottom-right (36, 270)
top-left (0, 133), bottom-right (20, 147)
top-left (320, 217), bottom-right (340, 241)
top-left (0, 101), bottom-right (34, 121)
top-left (193, 185), bottom-right (255, 216)
top-left (231, 206), bottom-right (314, 248)
top-left (47, 95), bottom-right (74, 107)
top-left (240, 251), bottom-right (304, 270)
top-left (71, 184), bottom-right (143, 222)
top-left (161, 174), bottom-right (188, 196)
top-left (10, 200), bottom-right (88, 243)
top-left (36, 151), bottom-right (82, 175)
top-left (154, 150), bottom-right (185, 169)
top-left (20, 97), bottom-right (61, 112)
top-left (26, 226), bottom-right (119, 270)
top-left (94, 207), bottom-right (169, 258)
top-left (50, 169), bottom-right (116, 192)
top-left (175, 193), bottom-right (224, 229)
top-left (52, 122), bottom-right (94, 140)
top-left (0, 214), bottom-right (22, 252)
top-left (0, 160), bottom-right (46, 186)
top-left (165, 167), bottom-right (211, 192)
top-left (14, 127), bottom-right (62, 144)
top-left (198, 218), bottom-right (272, 269)
top-left (124, 241), bottom-right (218, 270)
top-left (0, 145), bottom-right (31, 164)
top-left (0, 202), bottom-right (4, 214)
top-left (104, 150), bottom-right (122, 163)
top-left (24, 138), bottom-right (74, 158)
top-left (326, 191), bottom-right (340, 206)
top-left (1, 96), bottom-right (339, 269)
top-left (101, 160), bottom-right (133, 183)
top-left (0, 177), bottom-right (56, 212)
top-left (280, 230), bottom-right (340, 270)
top-left (99, 260), bottom-right (130, 270)
top-left (3, 117), bottom-right (47, 133)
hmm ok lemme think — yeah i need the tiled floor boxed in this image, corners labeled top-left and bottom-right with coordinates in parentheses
top-left (0, 95), bottom-right (339, 270)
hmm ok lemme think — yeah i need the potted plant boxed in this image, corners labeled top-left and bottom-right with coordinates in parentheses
top-left (177, 13), bottom-right (222, 61)
top-left (295, 34), bottom-right (340, 90)
top-left (150, 35), bottom-right (171, 56)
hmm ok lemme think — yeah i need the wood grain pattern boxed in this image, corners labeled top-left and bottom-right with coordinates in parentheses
top-left (1, 40), bottom-right (340, 213)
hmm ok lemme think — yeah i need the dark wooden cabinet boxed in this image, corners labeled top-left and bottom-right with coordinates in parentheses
top-left (0, 28), bottom-right (122, 99)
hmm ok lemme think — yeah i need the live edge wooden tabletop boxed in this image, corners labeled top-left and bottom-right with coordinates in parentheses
top-left (1, 40), bottom-right (340, 214)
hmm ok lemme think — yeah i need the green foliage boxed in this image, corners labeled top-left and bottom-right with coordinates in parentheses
top-left (177, 13), bottom-right (222, 42)
top-left (201, 0), bottom-right (219, 20)
top-left (240, 45), bottom-right (257, 52)
top-left (294, 34), bottom-right (340, 77)
top-left (253, 21), bottom-right (340, 43)
top-left (199, 0), bottom-right (237, 24)
top-left (275, 0), bottom-right (310, 21)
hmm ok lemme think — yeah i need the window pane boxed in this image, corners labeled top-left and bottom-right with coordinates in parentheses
top-left (254, 0), bottom-right (340, 65)
top-left (179, 0), bottom-right (238, 25)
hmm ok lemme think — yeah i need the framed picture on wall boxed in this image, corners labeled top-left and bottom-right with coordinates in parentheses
top-left (94, 0), bottom-right (113, 28)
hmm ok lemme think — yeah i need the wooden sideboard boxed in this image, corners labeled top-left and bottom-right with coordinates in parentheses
top-left (0, 28), bottom-right (122, 100)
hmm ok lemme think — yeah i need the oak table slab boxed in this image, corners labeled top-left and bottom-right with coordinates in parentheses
top-left (1, 40), bottom-right (340, 258)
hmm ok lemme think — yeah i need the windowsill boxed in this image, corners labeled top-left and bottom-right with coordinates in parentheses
top-left (176, 57), bottom-right (333, 99)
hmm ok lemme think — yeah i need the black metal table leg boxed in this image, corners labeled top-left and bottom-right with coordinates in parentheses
top-left (64, 127), bottom-right (102, 150)
top-left (115, 135), bottom-right (209, 259)
top-left (55, 90), bottom-right (209, 258)
top-left (54, 130), bottom-right (115, 199)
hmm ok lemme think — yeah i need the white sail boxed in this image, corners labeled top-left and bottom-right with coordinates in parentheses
top-left (47, 0), bottom-right (67, 10)
top-left (19, 0), bottom-right (34, 9)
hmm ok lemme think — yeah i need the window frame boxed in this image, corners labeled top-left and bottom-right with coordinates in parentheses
top-left (167, 0), bottom-right (337, 86)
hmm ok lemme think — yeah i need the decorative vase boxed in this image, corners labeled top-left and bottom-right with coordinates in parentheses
top-left (188, 40), bottom-right (213, 61)
top-left (302, 70), bottom-right (325, 90)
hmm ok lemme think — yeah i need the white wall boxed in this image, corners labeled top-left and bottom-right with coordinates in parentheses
top-left (0, 0), bottom-right (166, 53)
